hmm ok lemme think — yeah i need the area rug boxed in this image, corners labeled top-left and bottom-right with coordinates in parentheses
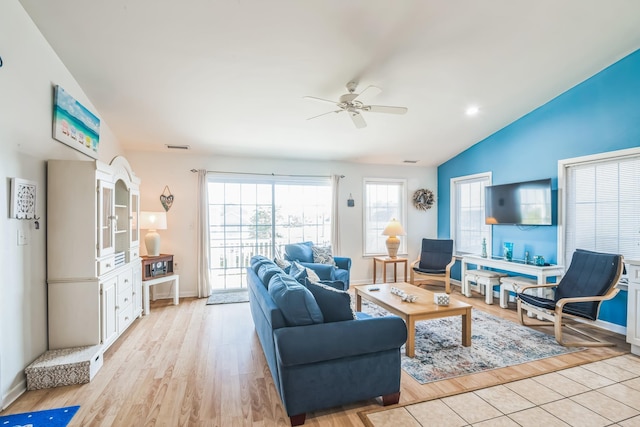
top-left (206, 289), bottom-right (249, 305)
top-left (0, 405), bottom-right (79, 427)
top-left (361, 302), bottom-right (582, 384)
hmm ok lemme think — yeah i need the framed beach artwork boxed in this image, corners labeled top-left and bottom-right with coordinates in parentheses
top-left (52, 85), bottom-right (100, 159)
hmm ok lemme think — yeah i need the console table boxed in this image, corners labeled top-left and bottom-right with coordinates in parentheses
top-left (460, 255), bottom-right (564, 304)
top-left (626, 259), bottom-right (640, 356)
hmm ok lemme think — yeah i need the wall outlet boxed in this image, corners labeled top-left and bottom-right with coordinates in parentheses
top-left (17, 229), bottom-right (28, 246)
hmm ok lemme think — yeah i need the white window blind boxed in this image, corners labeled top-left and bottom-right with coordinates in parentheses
top-left (564, 155), bottom-right (640, 264)
top-left (451, 173), bottom-right (492, 255)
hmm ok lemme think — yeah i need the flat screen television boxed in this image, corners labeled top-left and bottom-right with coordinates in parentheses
top-left (485, 178), bottom-right (552, 225)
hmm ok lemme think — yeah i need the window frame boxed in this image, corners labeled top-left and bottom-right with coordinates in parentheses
top-left (362, 177), bottom-right (408, 257)
top-left (558, 146), bottom-right (640, 267)
top-left (450, 172), bottom-right (492, 256)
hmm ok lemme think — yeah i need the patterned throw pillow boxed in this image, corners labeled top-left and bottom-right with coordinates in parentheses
top-left (274, 257), bottom-right (291, 273)
top-left (312, 245), bottom-right (336, 267)
top-left (305, 267), bottom-right (321, 283)
top-left (289, 261), bottom-right (308, 286)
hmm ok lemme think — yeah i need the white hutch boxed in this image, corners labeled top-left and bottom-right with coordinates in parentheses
top-left (47, 156), bottom-right (142, 351)
top-left (626, 260), bottom-right (640, 356)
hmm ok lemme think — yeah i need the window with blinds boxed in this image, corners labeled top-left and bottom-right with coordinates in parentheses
top-left (562, 151), bottom-right (640, 265)
top-left (451, 172), bottom-right (492, 255)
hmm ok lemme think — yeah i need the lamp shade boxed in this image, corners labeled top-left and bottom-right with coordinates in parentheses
top-left (382, 218), bottom-right (406, 237)
top-left (139, 211), bottom-right (167, 230)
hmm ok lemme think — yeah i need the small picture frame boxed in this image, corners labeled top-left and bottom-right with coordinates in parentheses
top-left (10, 178), bottom-right (37, 219)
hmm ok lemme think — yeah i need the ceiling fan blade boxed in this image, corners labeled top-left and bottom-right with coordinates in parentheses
top-left (365, 105), bottom-right (408, 115)
top-left (303, 96), bottom-right (337, 105)
top-left (349, 112), bottom-right (367, 128)
top-left (307, 110), bottom-right (342, 121)
top-left (353, 85), bottom-right (382, 103)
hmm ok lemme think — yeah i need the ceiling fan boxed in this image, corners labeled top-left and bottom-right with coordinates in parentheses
top-left (304, 81), bottom-right (408, 129)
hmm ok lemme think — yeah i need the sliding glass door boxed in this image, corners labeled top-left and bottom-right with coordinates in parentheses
top-left (207, 176), bottom-right (331, 291)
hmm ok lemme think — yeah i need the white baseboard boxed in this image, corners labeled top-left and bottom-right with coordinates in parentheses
top-left (2, 379), bottom-right (25, 410)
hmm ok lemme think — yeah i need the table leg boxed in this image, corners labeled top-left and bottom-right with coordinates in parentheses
top-left (406, 317), bottom-right (416, 357)
top-left (173, 277), bottom-right (180, 305)
top-left (383, 263), bottom-right (387, 284)
top-left (355, 292), bottom-right (362, 311)
top-left (373, 259), bottom-right (377, 284)
top-left (403, 260), bottom-right (408, 283)
top-left (143, 282), bottom-right (150, 316)
top-left (462, 308), bottom-right (472, 346)
top-left (393, 263), bottom-right (397, 283)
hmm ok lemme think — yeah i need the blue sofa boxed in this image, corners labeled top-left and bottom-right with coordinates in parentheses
top-left (247, 255), bottom-right (407, 426)
top-left (284, 241), bottom-right (351, 288)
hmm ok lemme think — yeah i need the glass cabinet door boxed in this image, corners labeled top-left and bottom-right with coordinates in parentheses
top-left (130, 189), bottom-right (140, 247)
top-left (98, 180), bottom-right (115, 256)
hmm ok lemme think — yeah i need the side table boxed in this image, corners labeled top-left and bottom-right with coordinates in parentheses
top-left (373, 256), bottom-right (408, 284)
top-left (142, 274), bottom-right (180, 315)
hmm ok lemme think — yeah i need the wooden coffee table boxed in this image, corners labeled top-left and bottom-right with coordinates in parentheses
top-left (354, 282), bottom-right (472, 357)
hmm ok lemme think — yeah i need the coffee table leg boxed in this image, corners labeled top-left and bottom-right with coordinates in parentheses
top-left (406, 317), bottom-right (416, 357)
top-left (355, 293), bottom-right (362, 311)
top-left (462, 308), bottom-right (472, 346)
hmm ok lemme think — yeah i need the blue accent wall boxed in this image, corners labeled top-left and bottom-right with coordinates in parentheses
top-left (438, 49), bottom-right (640, 327)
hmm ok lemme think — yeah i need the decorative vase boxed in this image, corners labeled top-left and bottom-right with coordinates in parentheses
top-left (503, 242), bottom-right (513, 261)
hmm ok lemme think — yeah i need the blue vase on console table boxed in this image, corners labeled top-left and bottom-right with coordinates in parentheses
top-left (503, 242), bottom-right (513, 261)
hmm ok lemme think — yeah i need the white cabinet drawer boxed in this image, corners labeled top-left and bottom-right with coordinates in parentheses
top-left (118, 303), bottom-right (134, 332)
top-left (98, 255), bottom-right (116, 276)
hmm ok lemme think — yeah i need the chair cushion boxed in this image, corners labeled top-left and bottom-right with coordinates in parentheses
top-left (518, 293), bottom-right (556, 311)
top-left (413, 267), bottom-right (446, 275)
top-left (312, 245), bottom-right (337, 266)
top-left (305, 281), bottom-right (355, 323)
top-left (553, 249), bottom-right (622, 320)
top-left (418, 239), bottom-right (453, 271)
top-left (284, 242), bottom-right (314, 263)
top-left (268, 274), bottom-right (324, 326)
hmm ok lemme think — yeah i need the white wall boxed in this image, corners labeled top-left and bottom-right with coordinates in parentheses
top-left (0, 0), bottom-right (436, 408)
top-left (126, 151), bottom-right (438, 297)
top-left (0, 0), bottom-right (124, 408)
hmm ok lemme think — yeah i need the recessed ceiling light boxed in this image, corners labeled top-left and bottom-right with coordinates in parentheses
top-left (465, 105), bottom-right (480, 116)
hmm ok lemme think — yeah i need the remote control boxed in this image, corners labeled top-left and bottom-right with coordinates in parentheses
top-left (368, 286), bottom-right (380, 291)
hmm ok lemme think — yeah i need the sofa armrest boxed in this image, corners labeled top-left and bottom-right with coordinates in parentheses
top-left (299, 262), bottom-right (335, 281)
top-left (334, 256), bottom-right (351, 271)
top-left (274, 316), bottom-right (407, 367)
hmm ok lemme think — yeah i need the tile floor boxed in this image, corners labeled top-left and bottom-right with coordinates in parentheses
top-left (367, 354), bottom-right (640, 427)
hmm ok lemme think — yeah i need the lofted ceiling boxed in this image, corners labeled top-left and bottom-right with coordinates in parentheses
top-left (18, 0), bottom-right (640, 166)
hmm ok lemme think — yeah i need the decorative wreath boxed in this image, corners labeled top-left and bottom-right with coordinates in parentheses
top-left (412, 188), bottom-right (435, 211)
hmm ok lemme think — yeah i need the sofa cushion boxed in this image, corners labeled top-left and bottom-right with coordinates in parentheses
top-left (268, 274), bottom-right (324, 326)
top-left (312, 245), bottom-right (336, 266)
top-left (256, 263), bottom-right (283, 288)
top-left (250, 255), bottom-right (273, 272)
top-left (305, 281), bottom-right (355, 323)
top-left (284, 242), bottom-right (314, 263)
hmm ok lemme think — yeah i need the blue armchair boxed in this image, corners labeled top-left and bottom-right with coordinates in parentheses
top-left (284, 242), bottom-right (351, 288)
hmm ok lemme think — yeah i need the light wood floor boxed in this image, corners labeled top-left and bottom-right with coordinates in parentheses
top-left (4, 285), bottom-right (630, 426)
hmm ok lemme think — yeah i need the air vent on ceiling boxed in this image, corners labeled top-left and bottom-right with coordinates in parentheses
top-left (165, 144), bottom-right (190, 150)
top-left (403, 160), bottom-right (419, 164)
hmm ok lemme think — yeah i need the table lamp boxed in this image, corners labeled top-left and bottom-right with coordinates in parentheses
top-left (140, 211), bottom-right (167, 256)
top-left (382, 218), bottom-right (406, 258)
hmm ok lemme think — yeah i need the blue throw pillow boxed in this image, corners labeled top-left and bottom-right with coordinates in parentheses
top-left (289, 261), bottom-right (309, 285)
top-left (305, 280), bottom-right (356, 323)
top-left (268, 274), bottom-right (324, 326)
